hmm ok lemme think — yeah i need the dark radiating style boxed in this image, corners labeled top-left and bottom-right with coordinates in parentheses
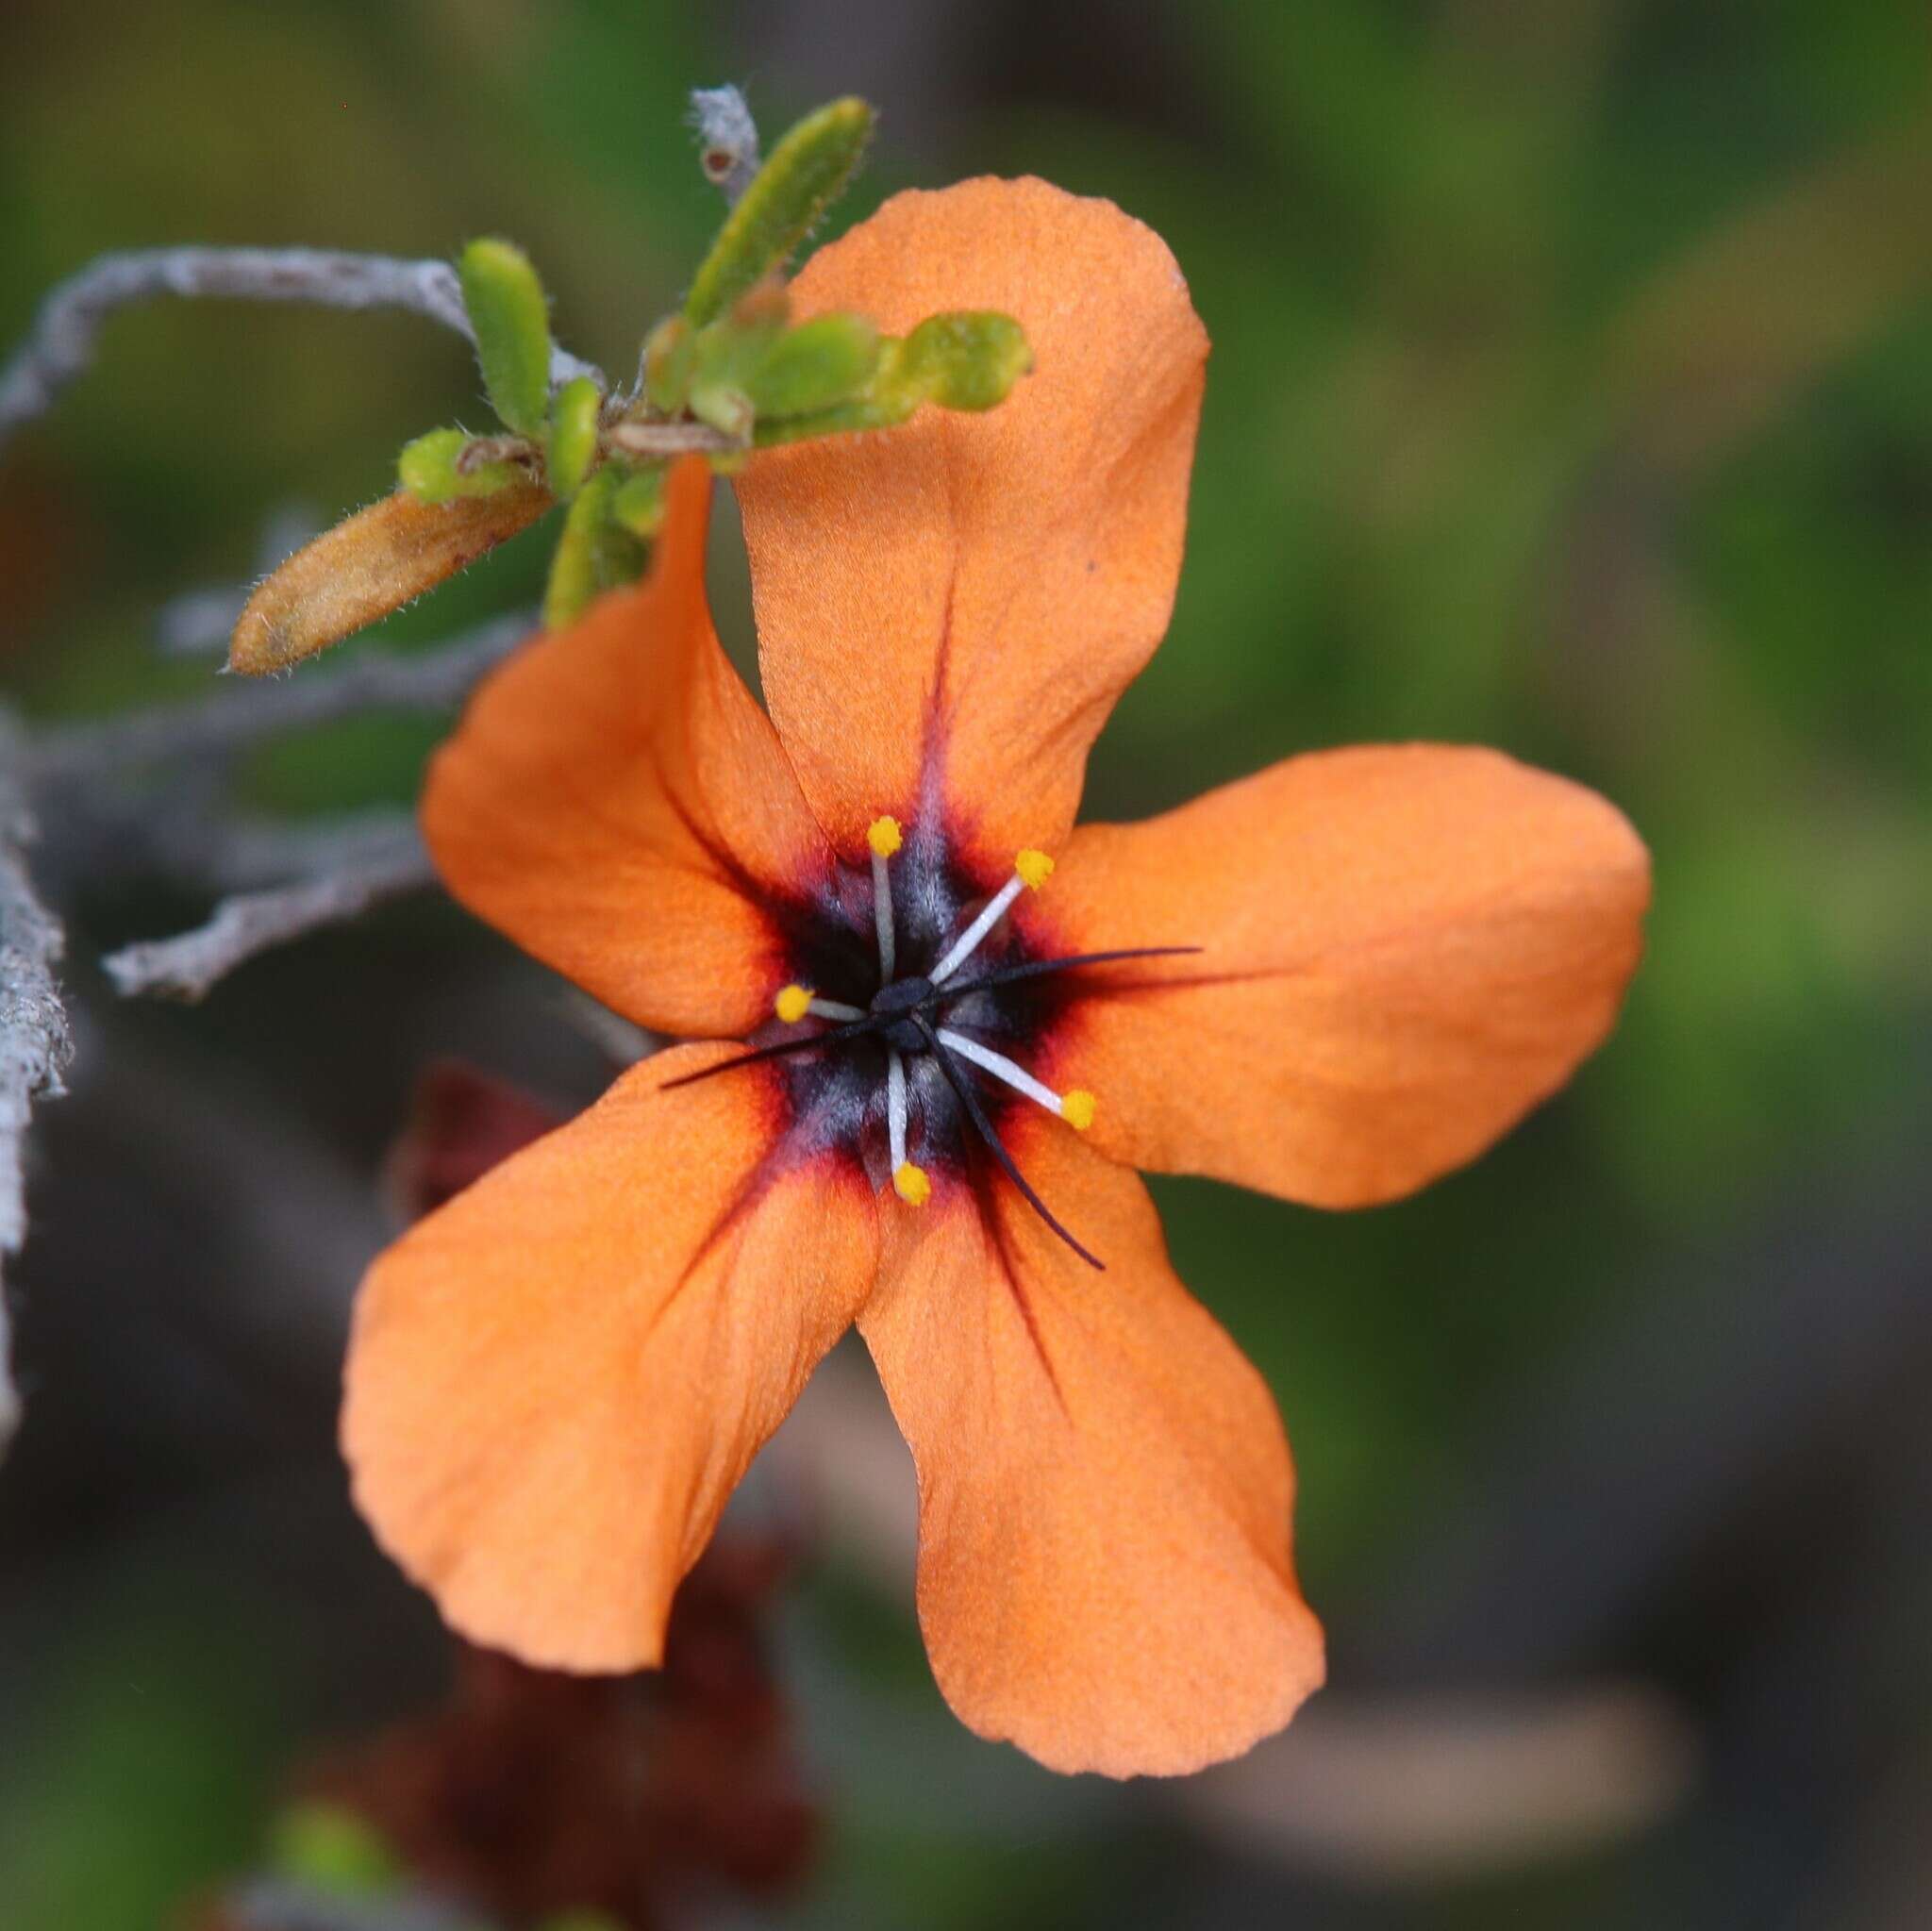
top-left (342, 177), bottom-right (1652, 1777)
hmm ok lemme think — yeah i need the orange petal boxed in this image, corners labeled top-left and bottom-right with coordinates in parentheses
top-left (736, 177), bottom-right (1208, 867)
top-left (421, 458), bottom-right (833, 1037)
top-left (860, 1113), bottom-right (1323, 1776)
top-left (1025, 746), bottom-right (1651, 1207)
top-left (342, 1041), bottom-right (877, 1672)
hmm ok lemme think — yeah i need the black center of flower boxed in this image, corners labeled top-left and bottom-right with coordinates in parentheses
top-left (869, 974), bottom-right (935, 1053)
top-left (665, 824), bottom-right (1198, 1270)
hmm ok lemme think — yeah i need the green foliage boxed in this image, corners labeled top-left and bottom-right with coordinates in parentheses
top-left (744, 310), bottom-right (882, 416)
top-left (543, 374), bottom-right (604, 499)
top-left (891, 311), bottom-right (1032, 411)
top-left (458, 237), bottom-right (555, 437)
top-left (266, 1803), bottom-right (399, 1897)
top-left (396, 426), bottom-right (524, 502)
top-left (609, 463), bottom-right (668, 538)
top-left (684, 96), bottom-right (874, 327)
top-left (748, 309), bottom-right (1033, 446)
top-left (543, 463), bottom-right (646, 627)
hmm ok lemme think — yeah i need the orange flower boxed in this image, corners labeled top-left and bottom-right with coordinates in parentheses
top-left (342, 178), bottom-right (1650, 1778)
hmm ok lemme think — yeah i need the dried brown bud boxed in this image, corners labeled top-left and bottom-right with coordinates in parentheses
top-left (227, 484), bottom-right (551, 675)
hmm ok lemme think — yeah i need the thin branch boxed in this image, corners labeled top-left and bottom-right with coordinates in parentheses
top-left (604, 416), bottom-right (742, 459)
top-left (31, 611), bottom-right (532, 783)
top-left (0, 711), bottom-right (74, 1454)
top-left (690, 84), bottom-right (761, 203)
top-left (0, 248), bottom-right (602, 452)
top-left (103, 818), bottom-right (434, 1002)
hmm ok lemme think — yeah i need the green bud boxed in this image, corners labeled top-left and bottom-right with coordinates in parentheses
top-left (686, 289), bottom-right (788, 442)
top-left (459, 237), bottom-right (554, 437)
top-left (397, 427), bottom-right (524, 502)
top-left (267, 1803), bottom-right (397, 1898)
top-left (891, 311), bottom-right (1033, 412)
top-left (746, 312), bottom-right (881, 419)
top-left (544, 466), bottom-right (647, 628)
top-left (642, 315), bottom-right (694, 415)
top-left (685, 97), bottom-right (874, 327)
top-left (753, 394), bottom-right (908, 447)
top-left (544, 375), bottom-right (603, 499)
top-left (609, 463), bottom-right (668, 538)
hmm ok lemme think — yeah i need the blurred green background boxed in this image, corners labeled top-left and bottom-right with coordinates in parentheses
top-left (4, 3), bottom-right (1931, 1927)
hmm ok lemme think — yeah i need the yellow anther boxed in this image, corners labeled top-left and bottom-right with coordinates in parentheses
top-left (1015, 848), bottom-right (1054, 891)
top-left (774, 984), bottom-right (812, 1024)
top-left (892, 1161), bottom-right (932, 1207)
top-left (1061, 1090), bottom-right (1096, 1132)
top-left (868, 816), bottom-right (904, 857)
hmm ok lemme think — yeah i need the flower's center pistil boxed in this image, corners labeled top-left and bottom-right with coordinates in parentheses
top-left (668, 816), bottom-right (1197, 1269)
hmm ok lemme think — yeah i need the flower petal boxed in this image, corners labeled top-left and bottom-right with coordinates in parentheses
top-left (1024, 746), bottom-right (1651, 1207)
top-left (735, 177), bottom-right (1208, 868)
top-left (422, 458), bottom-right (833, 1037)
top-left (859, 1114), bottom-right (1323, 1776)
top-left (342, 1042), bottom-right (877, 1673)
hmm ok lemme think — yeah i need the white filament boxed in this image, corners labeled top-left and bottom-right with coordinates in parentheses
top-left (935, 1026), bottom-right (1067, 1116)
top-left (929, 874), bottom-right (1024, 985)
top-left (886, 1048), bottom-right (908, 1170)
top-left (873, 844), bottom-right (896, 983)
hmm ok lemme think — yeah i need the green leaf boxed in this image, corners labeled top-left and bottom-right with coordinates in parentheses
top-left (609, 464), bottom-right (668, 538)
top-left (543, 465), bottom-right (646, 628)
top-left (747, 312), bottom-right (882, 418)
top-left (749, 310), bottom-right (1031, 448)
top-left (685, 289), bottom-right (788, 441)
top-left (544, 375), bottom-right (603, 499)
top-left (642, 315), bottom-right (695, 414)
top-left (685, 96), bottom-right (874, 327)
top-left (891, 311), bottom-right (1033, 411)
top-left (753, 394), bottom-right (908, 446)
top-left (397, 426), bottom-right (523, 502)
top-left (459, 237), bottom-right (554, 436)
top-left (266, 1803), bottom-right (397, 1898)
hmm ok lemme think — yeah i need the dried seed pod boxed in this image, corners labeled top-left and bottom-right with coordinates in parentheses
top-left (227, 484), bottom-right (551, 675)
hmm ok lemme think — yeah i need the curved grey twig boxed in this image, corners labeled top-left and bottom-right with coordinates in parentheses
top-left (0, 248), bottom-right (603, 452)
top-left (31, 610), bottom-right (533, 783)
top-left (101, 816), bottom-right (435, 1003)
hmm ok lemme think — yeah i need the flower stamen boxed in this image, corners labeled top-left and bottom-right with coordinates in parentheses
top-left (929, 848), bottom-right (1054, 986)
top-left (775, 983), bottom-right (865, 1024)
top-left (868, 815), bottom-right (902, 983)
top-left (935, 1027), bottom-right (1094, 1131)
top-left (915, 1012), bottom-right (1102, 1270)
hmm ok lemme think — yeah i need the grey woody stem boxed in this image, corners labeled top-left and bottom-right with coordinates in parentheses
top-left (0, 711), bottom-right (74, 1456)
top-left (0, 248), bottom-right (603, 452)
top-left (102, 817), bottom-right (435, 1003)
